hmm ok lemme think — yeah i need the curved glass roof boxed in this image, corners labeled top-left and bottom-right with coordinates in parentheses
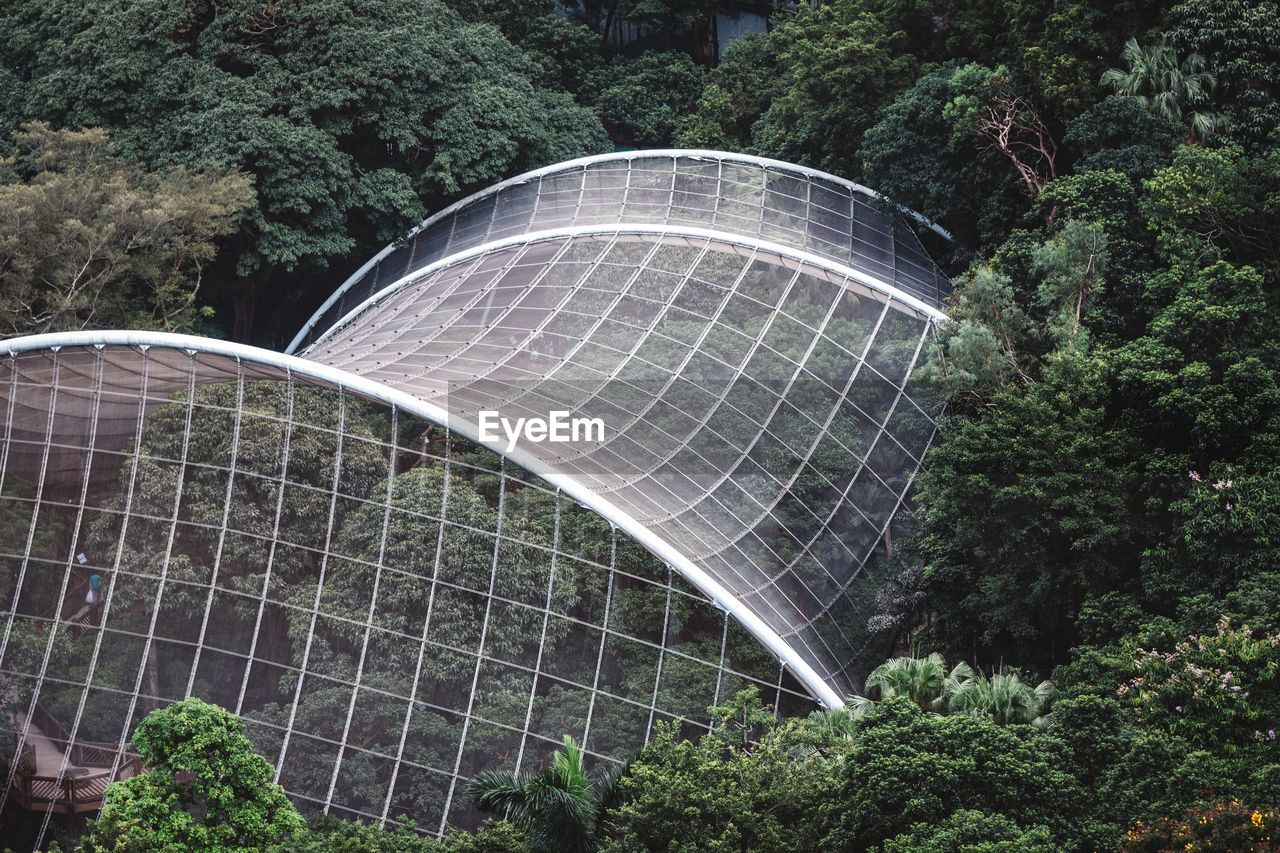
top-left (288, 151), bottom-right (951, 353)
top-left (0, 150), bottom-right (948, 841)
top-left (299, 223), bottom-right (945, 701)
top-left (0, 334), bottom-right (817, 839)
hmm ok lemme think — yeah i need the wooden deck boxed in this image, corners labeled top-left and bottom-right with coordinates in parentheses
top-left (7, 706), bottom-right (141, 814)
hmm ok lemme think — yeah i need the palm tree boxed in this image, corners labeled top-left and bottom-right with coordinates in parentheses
top-left (950, 668), bottom-right (1056, 726)
top-left (1101, 37), bottom-right (1220, 142)
top-left (847, 653), bottom-right (976, 717)
top-left (468, 735), bottom-right (622, 853)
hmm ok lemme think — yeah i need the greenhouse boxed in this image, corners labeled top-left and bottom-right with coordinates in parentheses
top-left (0, 151), bottom-right (948, 836)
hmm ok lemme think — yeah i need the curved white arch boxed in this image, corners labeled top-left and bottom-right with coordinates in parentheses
top-left (0, 329), bottom-right (846, 709)
top-left (286, 149), bottom-right (951, 354)
top-left (304, 223), bottom-right (947, 357)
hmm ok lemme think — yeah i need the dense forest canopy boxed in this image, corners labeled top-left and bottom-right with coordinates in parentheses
top-left (1, 0), bottom-right (1279, 850)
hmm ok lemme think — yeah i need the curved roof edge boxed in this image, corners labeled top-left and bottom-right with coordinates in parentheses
top-left (286, 149), bottom-right (952, 354)
top-left (0, 329), bottom-right (846, 710)
top-left (304, 223), bottom-right (948, 354)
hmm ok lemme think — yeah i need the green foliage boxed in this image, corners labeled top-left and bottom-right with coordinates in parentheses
top-left (0, 0), bottom-right (608, 338)
top-left (1169, 0), bottom-right (1280, 148)
top-left (917, 349), bottom-right (1133, 663)
top-left (1122, 801), bottom-right (1280, 851)
top-left (0, 122), bottom-right (251, 335)
top-left (606, 689), bottom-right (841, 852)
top-left (884, 809), bottom-right (1056, 852)
top-left (674, 34), bottom-right (779, 152)
top-left (515, 16), bottom-right (606, 93)
top-left (1139, 144), bottom-right (1280, 267)
top-left (826, 697), bottom-right (1087, 849)
top-left (274, 816), bottom-right (441, 853)
top-left (468, 735), bottom-right (608, 853)
top-left (582, 53), bottom-right (704, 147)
top-left (915, 265), bottom-right (1037, 398)
top-left (746, 1), bottom-right (915, 176)
top-left (81, 699), bottom-right (305, 852)
top-left (1064, 96), bottom-right (1185, 179)
top-left (950, 669), bottom-right (1056, 726)
top-left (1101, 38), bottom-right (1221, 142)
top-left (860, 63), bottom-right (1024, 246)
top-left (849, 652), bottom-right (975, 715)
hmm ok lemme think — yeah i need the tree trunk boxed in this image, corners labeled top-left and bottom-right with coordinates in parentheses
top-left (230, 271), bottom-right (264, 343)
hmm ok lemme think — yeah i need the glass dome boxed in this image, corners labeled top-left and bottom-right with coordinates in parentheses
top-left (0, 151), bottom-right (947, 840)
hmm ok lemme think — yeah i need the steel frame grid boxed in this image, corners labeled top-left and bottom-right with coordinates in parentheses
top-left (0, 149), bottom-right (953, 843)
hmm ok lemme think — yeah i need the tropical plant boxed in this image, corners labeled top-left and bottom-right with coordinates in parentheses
top-left (848, 653), bottom-right (976, 717)
top-left (81, 698), bottom-right (306, 851)
top-left (468, 735), bottom-right (619, 853)
top-left (1101, 38), bottom-right (1221, 142)
top-left (951, 668), bottom-right (1057, 726)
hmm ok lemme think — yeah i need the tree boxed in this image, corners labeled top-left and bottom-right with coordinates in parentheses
top-left (1169, 0), bottom-right (1280, 148)
top-left (950, 669), bottom-right (1056, 726)
top-left (1100, 38), bottom-right (1220, 143)
top-left (848, 653), bottom-right (976, 716)
top-left (860, 63), bottom-right (1027, 248)
top-left (581, 52), bottom-right (705, 148)
top-left (884, 810), bottom-right (1056, 852)
top-left (824, 698), bottom-right (1088, 849)
top-left (1031, 220), bottom-right (1108, 346)
top-left (675, 34), bottom-right (780, 152)
top-left (1063, 97), bottom-right (1185, 180)
top-left (946, 66), bottom-right (1058, 200)
top-left (677, 1), bottom-right (913, 178)
top-left (605, 689), bottom-right (843, 852)
top-left (915, 265), bottom-right (1038, 399)
top-left (0, 122), bottom-right (251, 335)
top-left (0, 0), bottom-right (608, 341)
top-left (915, 349), bottom-right (1135, 666)
top-left (468, 735), bottom-right (615, 853)
top-left (747, 2), bottom-right (915, 177)
top-left (81, 698), bottom-right (305, 851)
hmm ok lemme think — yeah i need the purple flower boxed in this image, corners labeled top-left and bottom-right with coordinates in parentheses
top-left (1175, 706), bottom-right (1183, 713)
top-left (1268, 730), bottom-right (1276, 740)
top-left (1189, 470), bottom-right (1201, 481)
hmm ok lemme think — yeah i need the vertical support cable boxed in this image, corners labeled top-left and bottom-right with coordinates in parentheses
top-left (324, 407), bottom-right (400, 812)
top-left (2, 348), bottom-right (102, 814)
top-left (186, 359), bottom-right (245, 696)
top-left (711, 609), bottom-right (730, 708)
top-left (274, 387), bottom-right (348, 781)
top-left (514, 488), bottom-right (562, 774)
top-left (0, 350), bottom-right (65, 809)
top-left (111, 351), bottom-right (200, 781)
top-left (236, 373), bottom-right (297, 714)
top-left (644, 566), bottom-right (674, 742)
top-left (580, 525), bottom-right (617, 752)
top-left (439, 455), bottom-right (508, 835)
top-left (380, 426), bottom-right (452, 828)
top-left (34, 347), bottom-right (148, 848)
top-left (773, 661), bottom-right (786, 720)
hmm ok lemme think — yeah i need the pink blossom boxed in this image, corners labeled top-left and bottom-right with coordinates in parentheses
top-left (1189, 470), bottom-right (1201, 481)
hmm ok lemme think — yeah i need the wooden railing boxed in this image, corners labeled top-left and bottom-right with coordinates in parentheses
top-left (8, 704), bottom-right (142, 814)
top-left (8, 742), bottom-right (142, 814)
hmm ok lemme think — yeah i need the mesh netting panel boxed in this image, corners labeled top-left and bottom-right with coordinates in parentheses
top-left (0, 344), bottom-right (812, 837)
top-left (290, 152), bottom-right (950, 352)
top-left (303, 232), bottom-right (943, 695)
